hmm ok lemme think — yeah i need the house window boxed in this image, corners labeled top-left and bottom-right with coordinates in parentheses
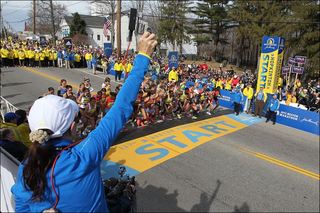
top-left (97, 34), bottom-right (100, 41)
top-left (107, 35), bottom-right (110, 41)
top-left (91, 34), bottom-right (94, 38)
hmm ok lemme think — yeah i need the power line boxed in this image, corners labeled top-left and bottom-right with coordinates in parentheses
top-left (6, 17), bottom-right (31, 24)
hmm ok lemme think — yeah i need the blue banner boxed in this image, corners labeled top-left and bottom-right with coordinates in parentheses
top-left (104, 43), bottom-right (113, 58)
top-left (218, 90), bottom-right (319, 135)
top-left (218, 90), bottom-right (247, 111)
top-left (168, 51), bottom-right (179, 69)
top-left (276, 104), bottom-right (319, 135)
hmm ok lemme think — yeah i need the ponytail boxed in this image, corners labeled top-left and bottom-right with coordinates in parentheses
top-left (23, 130), bottom-right (55, 201)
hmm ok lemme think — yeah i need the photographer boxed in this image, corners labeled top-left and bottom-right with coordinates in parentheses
top-left (11, 32), bottom-right (157, 212)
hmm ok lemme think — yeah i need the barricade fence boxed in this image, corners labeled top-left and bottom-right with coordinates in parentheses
top-left (0, 96), bottom-right (19, 121)
top-left (217, 90), bottom-right (319, 135)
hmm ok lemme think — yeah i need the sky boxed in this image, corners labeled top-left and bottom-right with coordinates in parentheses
top-left (2, 1), bottom-right (90, 32)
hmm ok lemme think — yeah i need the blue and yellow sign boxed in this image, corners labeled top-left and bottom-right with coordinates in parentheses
top-left (100, 114), bottom-right (262, 179)
top-left (257, 36), bottom-right (285, 94)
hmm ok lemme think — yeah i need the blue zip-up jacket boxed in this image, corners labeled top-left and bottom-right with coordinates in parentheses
top-left (64, 52), bottom-right (70, 61)
top-left (91, 56), bottom-right (97, 65)
top-left (232, 90), bottom-right (243, 104)
top-left (69, 53), bottom-right (75, 61)
top-left (11, 54), bottom-right (150, 212)
top-left (57, 51), bottom-right (63, 59)
top-left (268, 98), bottom-right (280, 112)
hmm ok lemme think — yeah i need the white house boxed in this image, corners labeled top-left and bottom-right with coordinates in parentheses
top-left (58, 14), bottom-right (110, 48)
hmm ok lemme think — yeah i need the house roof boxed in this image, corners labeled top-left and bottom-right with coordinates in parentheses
top-left (65, 14), bottom-right (105, 28)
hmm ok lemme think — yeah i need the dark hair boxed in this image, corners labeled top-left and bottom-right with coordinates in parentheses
top-left (23, 129), bottom-right (56, 201)
top-left (15, 109), bottom-right (27, 125)
top-left (48, 87), bottom-right (54, 91)
top-left (0, 128), bottom-right (12, 140)
top-left (66, 85), bottom-right (73, 90)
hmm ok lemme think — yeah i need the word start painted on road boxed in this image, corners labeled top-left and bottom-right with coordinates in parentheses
top-left (102, 114), bottom-right (261, 176)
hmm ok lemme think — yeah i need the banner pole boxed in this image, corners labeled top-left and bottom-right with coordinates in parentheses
top-left (287, 65), bottom-right (292, 90)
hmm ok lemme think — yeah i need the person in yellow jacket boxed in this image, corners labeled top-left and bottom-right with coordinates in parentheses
top-left (286, 91), bottom-right (297, 105)
top-left (1, 46), bottom-right (9, 67)
top-left (48, 50), bottom-right (55, 66)
top-left (225, 78), bottom-right (232, 91)
top-left (18, 48), bottom-right (25, 66)
top-left (216, 78), bottom-right (223, 89)
top-left (114, 59), bottom-right (123, 81)
top-left (124, 60), bottom-right (133, 79)
top-left (74, 52), bottom-right (81, 68)
top-left (85, 51), bottom-right (92, 69)
top-left (34, 50), bottom-right (40, 67)
top-left (278, 76), bottom-right (283, 88)
top-left (243, 84), bottom-right (254, 113)
top-left (44, 47), bottom-right (50, 67)
top-left (168, 67), bottom-right (179, 82)
top-left (13, 47), bottom-right (19, 66)
top-left (28, 48), bottom-right (35, 67)
top-left (254, 86), bottom-right (267, 118)
top-left (8, 47), bottom-right (14, 67)
top-left (0, 112), bottom-right (23, 143)
top-left (39, 50), bottom-right (45, 67)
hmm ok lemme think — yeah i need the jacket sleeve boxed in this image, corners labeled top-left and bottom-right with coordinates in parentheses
top-left (73, 54), bottom-right (150, 166)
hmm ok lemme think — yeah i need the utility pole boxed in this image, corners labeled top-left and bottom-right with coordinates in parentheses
top-left (116, 0), bottom-right (121, 58)
top-left (49, 0), bottom-right (56, 46)
top-left (33, 0), bottom-right (36, 34)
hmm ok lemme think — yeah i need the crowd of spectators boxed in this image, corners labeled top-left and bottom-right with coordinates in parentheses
top-left (1, 38), bottom-right (319, 159)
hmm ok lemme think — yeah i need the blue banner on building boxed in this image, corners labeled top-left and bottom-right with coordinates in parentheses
top-left (276, 104), bottom-right (319, 135)
top-left (168, 51), bottom-right (179, 69)
top-left (104, 43), bottom-right (113, 58)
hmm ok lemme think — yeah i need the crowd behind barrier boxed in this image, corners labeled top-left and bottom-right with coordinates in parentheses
top-left (1, 38), bottom-right (320, 163)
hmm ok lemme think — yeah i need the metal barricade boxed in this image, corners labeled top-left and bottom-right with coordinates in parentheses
top-left (0, 96), bottom-right (19, 121)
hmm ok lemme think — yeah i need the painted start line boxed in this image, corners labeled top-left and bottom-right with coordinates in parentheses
top-left (100, 113), bottom-right (262, 179)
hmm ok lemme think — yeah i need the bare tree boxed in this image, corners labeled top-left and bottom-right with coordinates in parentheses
top-left (90, 0), bottom-right (117, 49)
top-left (28, 1), bottom-right (66, 38)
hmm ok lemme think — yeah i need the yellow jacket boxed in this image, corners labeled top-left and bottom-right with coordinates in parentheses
top-left (13, 49), bottom-right (19, 58)
top-left (1, 48), bottom-right (9, 58)
top-left (216, 80), bottom-right (223, 89)
top-left (85, 53), bottom-right (92, 61)
top-left (18, 50), bottom-right (25, 60)
top-left (225, 80), bottom-right (232, 90)
top-left (75, 54), bottom-right (81, 62)
top-left (39, 52), bottom-right (45, 61)
top-left (28, 50), bottom-right (35, 59)
top-left (16, 123), bottom-right (32, 147)
top-left (0, 122), bottom-right (23, 142)
top-left (34, 52), bottom-right (40, 61)
top-left (243, 87), bottom-right (254, 99)
top-left (126, 63), bottom-right (133, 73)
top-left (278, 77), bottom-right (283, 87)
top-left (168, 70), bottom-right (178, 82)
top-left (114, 62), bottom-right (123, 71)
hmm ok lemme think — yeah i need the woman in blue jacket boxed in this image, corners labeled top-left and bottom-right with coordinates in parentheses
top-left (11, 32), bottom-right (157, 212)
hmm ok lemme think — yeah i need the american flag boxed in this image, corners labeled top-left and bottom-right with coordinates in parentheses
top-left (103, 18), bottom-right (112, 37)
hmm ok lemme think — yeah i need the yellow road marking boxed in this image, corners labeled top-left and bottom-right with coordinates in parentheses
top-left (239, 147), bottom-right (320, 180)
top-left (22, 67), bottom-right (79, 89)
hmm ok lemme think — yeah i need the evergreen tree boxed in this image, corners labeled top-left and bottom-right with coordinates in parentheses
top-left (158, 0), bottom-right (191, 53)
top-left (191, 0), bottom-right (232, 60)
top-left (70, 13), bottom-right (87, 37)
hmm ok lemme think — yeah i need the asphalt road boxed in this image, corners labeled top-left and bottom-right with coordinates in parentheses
top-left (1, 66), bottom-right (319, 212)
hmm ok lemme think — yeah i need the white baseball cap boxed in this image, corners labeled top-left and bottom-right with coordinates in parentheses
top-left (28, 95), bottom-right (79, 138)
